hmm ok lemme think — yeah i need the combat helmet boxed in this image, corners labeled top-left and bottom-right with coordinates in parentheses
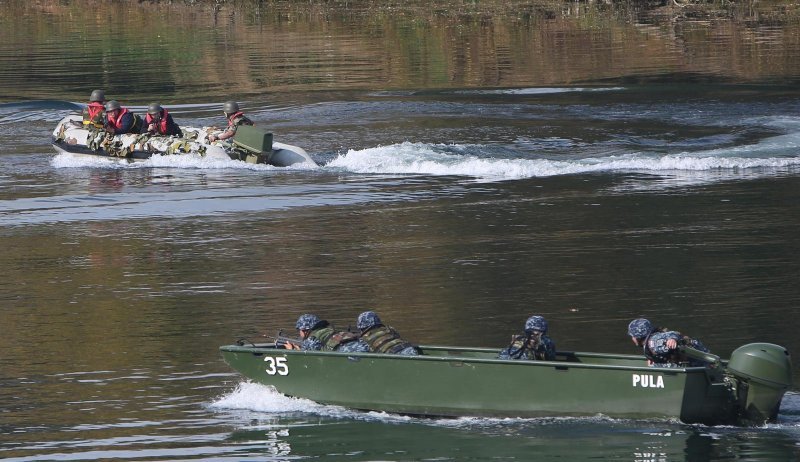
top-left (223, 101), bottom-right (240, 114)
top-left (295, 314), bottom-right (321, 331)
top-left (89, 89), bottom-right (105, 102)
top-left (524, 315), bottom-right (548, 334)
top-left (357, 311), bottom-right (382, 331)
top-left (627, 318), bottom-right (654, 339)
top-left (104, 100), bottom-right (121, 112)
top-left (147, 103), bottom-right (163, 115)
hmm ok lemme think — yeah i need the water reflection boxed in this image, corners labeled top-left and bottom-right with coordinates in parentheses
top-left (220, 418), bottom-right (800, 461)
top-left (2, 1), bottom-right (800, 102)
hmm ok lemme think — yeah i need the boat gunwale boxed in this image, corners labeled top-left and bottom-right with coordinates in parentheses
top-left (219, 343), bottom-right (712, 374)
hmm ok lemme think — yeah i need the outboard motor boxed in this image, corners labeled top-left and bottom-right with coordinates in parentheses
top-left (726, 343), bottom-right (792, 424)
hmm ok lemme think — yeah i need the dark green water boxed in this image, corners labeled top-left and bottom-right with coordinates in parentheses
top-left (1, 1), bottom-right (800, 460)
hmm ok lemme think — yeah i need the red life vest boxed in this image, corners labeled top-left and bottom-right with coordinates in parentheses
top-left (83, 102), bottom-right (105, 127)
top-left (144, 109), bottom-right (170, 135)
top-left (227, 111), bottom-right (245, 127)
top-left (86, 102), bottom-right (104, 120)
top-left (106, 107), bottom-right (130, 131)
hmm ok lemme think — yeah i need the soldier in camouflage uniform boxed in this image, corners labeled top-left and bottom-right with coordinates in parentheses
top-left (356, 311), bottom-right (420, 355)
top-left (627, 318), bottom-right (710, 368)
top-left (207, 101), bottom-right (254, 142)
top-left (81, 89), bottom-right (106, 128)
top-left (498, 315), bottom-right (556, 361)
top-left (284, 314), bottom-right (369, 353)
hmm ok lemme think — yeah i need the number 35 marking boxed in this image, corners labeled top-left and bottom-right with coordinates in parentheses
top-left (264, 356), bottom-right (289, 376)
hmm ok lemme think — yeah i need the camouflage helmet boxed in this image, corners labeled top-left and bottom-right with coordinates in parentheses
top-left (357, 311), bottom-right (382, 331)
top-left (147, 103), bottom-right (163, 115)
top-left (223, 101), bottom-right (240, 114)
top-left (628, 318), bottom-right (653, 339)
top-left (104, 100), bottom-right (121, 112)
top-left (524, 315), bottom-right (548, 334)
top-left (295, 314), bottom-right (321, 331)
top-left (89, 89), bottom-right (105, 102)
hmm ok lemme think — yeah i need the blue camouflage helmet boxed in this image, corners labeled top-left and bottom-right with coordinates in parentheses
top-left (524, 315), bottom-right (548, 334)
top-left (295, 314), bottom-right (321, 331)
top-left (357, 311), bottom-right (382, 331)
top-left (628, 318), bottom-right (654, 339)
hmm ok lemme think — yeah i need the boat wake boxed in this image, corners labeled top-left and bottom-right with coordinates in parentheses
top-left (208, 381), bottom-right (413, 423)
top-left (453, 86), bottom-right (627, 96)
top-left (327, 126), bottom-right (800, 183)
top-left (210, 382), bottom-right (800, 430)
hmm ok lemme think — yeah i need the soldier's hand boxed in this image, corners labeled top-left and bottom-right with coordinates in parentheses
top-left (666, 338), bottom-right (678, 350)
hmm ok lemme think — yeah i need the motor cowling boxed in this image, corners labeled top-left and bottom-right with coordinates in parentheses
top-left (726, 343), bottom-right (792, 424)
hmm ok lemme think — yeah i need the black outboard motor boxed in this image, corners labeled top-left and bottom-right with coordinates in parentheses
top-left (726, 343), bottom-right (792, 424)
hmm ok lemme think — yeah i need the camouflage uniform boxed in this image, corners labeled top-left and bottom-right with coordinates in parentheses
top-left (645, 331), bottom-right (709, 368)
top-left (295, 314), bottom-right (369, 353)
top-left (357, 311), bottom-right (420, 356)
top-left (498, 315), bottom-right (557, 361)
top-left (228, 113), bottom-right (253, 133)
top-left (498, 333), bottom-right (556, 360)
top-left (217, 101), bottom-right (254, 139)
top-left (81, 89), bottom-right (105, 128)
top-left (628, 318), bottom-right (710, 368)
top-left (81, 103), bottom-right (105, 128)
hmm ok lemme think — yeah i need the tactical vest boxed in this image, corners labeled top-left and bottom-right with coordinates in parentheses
top-left (144, 109), bottom-right (170, 135)
top-left (308, 326), bottom-right (359, 351)
top-left (507, 333), bottom-right (547, 360)
top-left (360, 325), bottom-right (415, 354)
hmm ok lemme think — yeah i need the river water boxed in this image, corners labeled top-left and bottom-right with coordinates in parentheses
top-left (2, 1), bottom-right (800, 460)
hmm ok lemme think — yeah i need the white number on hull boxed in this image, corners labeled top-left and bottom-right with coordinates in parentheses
top-left (632, 374), bottom-right (664, 388)
top-left (265, 356), bottom-right (289, 376)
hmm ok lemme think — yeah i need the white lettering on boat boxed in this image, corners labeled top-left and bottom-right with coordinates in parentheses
top-left (264, 356), bottom-right (289, 376)
top-left (632, 374), bottom-right (664, 388)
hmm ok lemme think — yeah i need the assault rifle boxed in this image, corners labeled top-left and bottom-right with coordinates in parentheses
top-left (264, 330), bottom-right (303, 349)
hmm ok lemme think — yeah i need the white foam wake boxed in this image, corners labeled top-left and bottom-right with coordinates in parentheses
top-left (208, 381), bottom-right (412, 423)
top-left (327, 141), bottom-right (800, 182)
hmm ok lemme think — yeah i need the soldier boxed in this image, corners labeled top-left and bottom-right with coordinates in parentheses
top-left (81, 89), bottom-right (106, 128)
top-left (498, 315), bottom-right (556, 361)
top-left (627, 318), bottom-right (710, 368)
top-left (103, 100), bottom-right (143, 135)
top-left (207, 101), bottom-right (253, 142)
top-left (141, 103), bottom-right (183, 137)
top-left (356, 311), bottom-right (420, 355)
top-left (284, 314), bottom-right (369, 353)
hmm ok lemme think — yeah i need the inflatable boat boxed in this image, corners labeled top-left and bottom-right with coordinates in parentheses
top-left (51, 114), bottom-right (316, 167)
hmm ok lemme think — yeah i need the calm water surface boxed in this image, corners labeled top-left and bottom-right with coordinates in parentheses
top-left (1, 1), bottom-right (800, 460)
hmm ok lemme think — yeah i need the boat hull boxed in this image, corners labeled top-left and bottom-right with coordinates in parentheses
top-left (51, 114), bottom-right (316, 167)
top-left (220, 344), bottom-right (748, 424)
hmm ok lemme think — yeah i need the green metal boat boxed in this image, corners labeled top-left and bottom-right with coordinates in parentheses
top-left (219, 342), bottom-right (792, 426)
